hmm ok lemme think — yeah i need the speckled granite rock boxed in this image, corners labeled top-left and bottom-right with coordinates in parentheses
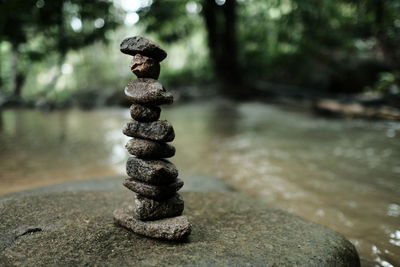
top-left (130, 54), bottom-right (160, 79)
top-left (126, 138), bottom-right (175, 159)
top-left (0, 191), bottom-right (360, 266)
top-left (114, 209), bottom-right (190, 240)
top-left (126, 157), bottom-right (178, 184)
top-left (123, 179), bottom-right (183, 200)
top-left (120, 36), bottom-right (167, 62)
top-left (129, 104), bottom-right (161, 122)
top-left (123, 120), bottom-right (175, 142)
top-left (132, 194), bottom-right (184, 221)
top-left (124, 79), bottom-right (173, 106)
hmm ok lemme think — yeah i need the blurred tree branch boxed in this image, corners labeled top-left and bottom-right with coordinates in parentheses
top-left (0, 0), bottom-right (121, 99)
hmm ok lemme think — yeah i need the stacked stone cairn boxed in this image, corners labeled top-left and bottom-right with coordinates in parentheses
top-left (113, 36), bottom-right (191, 240)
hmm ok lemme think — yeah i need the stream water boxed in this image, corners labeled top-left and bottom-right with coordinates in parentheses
top-left (0, 101), bottom-right (399, 266)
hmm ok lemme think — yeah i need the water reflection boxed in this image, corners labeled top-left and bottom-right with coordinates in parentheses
top-left (209, 101), bottom-right (241, 137)
top-left (0, 102), bottom-right (399, 265)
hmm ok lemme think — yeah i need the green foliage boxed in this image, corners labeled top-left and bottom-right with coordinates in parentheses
top-left (2, 0), bottom-right (400, 106)
top-left (369, 72), bottom-right (400, 95)
top-left (0, 0), bottom-right (121, 98)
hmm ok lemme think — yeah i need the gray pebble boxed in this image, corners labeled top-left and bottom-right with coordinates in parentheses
top-left (120, 36), bottom-right (167, 62)
top-left (124, 78), bottom-right (173, 106)
top-left (129, 104), bottom-right (160, 122)
top-left (123, 178), bottom-right (183, 200)
top-left (130, 54), bottom-right (160, 79)
top-left (114, 209), bottom-right (191, 240)
top-left (123, 120), bottom-right (175, 142)
top-left (126, 138), bottom-right (175, 158)
top-left (132, 193), bottom-right (184, 221)
top-left (126, 157), bottom-right (178, 185)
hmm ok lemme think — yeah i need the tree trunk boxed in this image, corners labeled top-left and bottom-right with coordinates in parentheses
top-left (10, 45), bottom-right (25, 98)
top-left (202, 0), bottom-right (242, 97)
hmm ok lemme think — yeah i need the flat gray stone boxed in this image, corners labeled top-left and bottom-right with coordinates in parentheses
top-left (0, 191), bottom-right (360, 266)
top-left (123, 178), bottom-right (184, 200)
top-left (132, 193), bottom-right (184, 221)
top-left (126, 138), bottom-right (175, 158)
top-left (126, 157), bottom-right (178, 184)
top-left (129, 104), bottom-right (161, 122)
top-left (130, 54), bottom-right (160, 79)
top-left (114, 209), bottom-right (190, 240)
top-left (120, 36), bottom-right (167, 62)
top-left (124, 79), bottom-right (173, 106)
top-left (123, 120), bottom-right (175, 142)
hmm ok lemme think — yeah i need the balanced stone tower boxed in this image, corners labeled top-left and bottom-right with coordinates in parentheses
top-left (113, 36), bottom-right (192, 240)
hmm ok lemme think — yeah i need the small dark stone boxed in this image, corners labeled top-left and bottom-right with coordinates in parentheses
top-left (124, 78), bottom-right (173, 106)
top-left (126, 138), bottom-right (175, 158)
top-left (123, 178), bottom-right (184, 200)
top-left (120, 36), bottom-right (167, 62)
top-left (126, 157), bottom-right (178, 185)
top-left (129, 104), bottom-right (160, 122)
top-left (130, 54), bottom-right (160, 79)
top-left (114, 209), bottom-right (191, 240)
top-left (132, 194), bottom-right (184, 221)
top-left (123, 120), bottom-right (175, 142)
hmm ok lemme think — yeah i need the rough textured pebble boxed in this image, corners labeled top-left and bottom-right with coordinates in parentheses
top-left (132, 193), bottom-right (184, 221)
top-left (130, 104), bottom-right (161, 122)
top-left (126, 138), bottom-right (175, 159)
top-left (114, 210), bottom-right (191, 240)
top-left (130, 54), bottom-right (160, 79)
top-left (123, 178), bottom-right (183, 200)
top-left (126, 157), bottom-right (178, 184)
top-left (123, 120), bottom-right (175, 142)
top-left (124, 79), bottom-right (173, 106)
top-left (120, 36), bottom-right (167, 62)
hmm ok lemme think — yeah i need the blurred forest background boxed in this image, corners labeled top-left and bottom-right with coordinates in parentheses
top-left (0, 0), bottom-right (399, 109)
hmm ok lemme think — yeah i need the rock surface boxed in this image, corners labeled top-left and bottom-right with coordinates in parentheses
top-left (126, 157), bottom-right (178, 184)
top-left (123, 178), bottom-right (184, 200)
top-left (114, 209), bottom-right (190, 240)
top-left (124, 79), bottom-right (173, 106)
top-left (132, 194), bottom-right (184, 221)
top-left (0, 190), bottom-right (360, 266)
top-left (123, 120), bottom-right (175, 142)
top-left (126, 138), bottom-right (175, 158)
top-left (120, 36), bottom-right (167, 62)
top-left (129, 104), bottom-right (161, 122)
top-left (130, 54), bottom-right (160, 79)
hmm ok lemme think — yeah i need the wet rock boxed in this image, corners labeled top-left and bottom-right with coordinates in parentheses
top-left (126, 157), bottom-right (178, 185)
top-left (130, 104), bottom-right (161, 122)
top-left (124, 79), bottom-right (173, 106)
top-left (130, 54), bottom-right (160, 79)
top-left (126, 139), bottom-right (175, 159)
top-left (123, 120), bottom-right (175, 142)
top-left (123, 178), bottom-right (183, 200)
top-left (132, 194), bottom-right (184, 221)
top-left (120, 36), bottom-right (167, 62)
top-left (114, 209), bottom-right (191, 240)
top-left (0, 191), bottom-right (360, 266)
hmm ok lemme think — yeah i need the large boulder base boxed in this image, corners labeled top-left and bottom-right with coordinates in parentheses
top-left (0, 190), bottom-right (360, 266)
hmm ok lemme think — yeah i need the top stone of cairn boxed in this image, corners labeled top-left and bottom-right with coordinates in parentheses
top-left (120, 36), bottom-right (167, 62)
